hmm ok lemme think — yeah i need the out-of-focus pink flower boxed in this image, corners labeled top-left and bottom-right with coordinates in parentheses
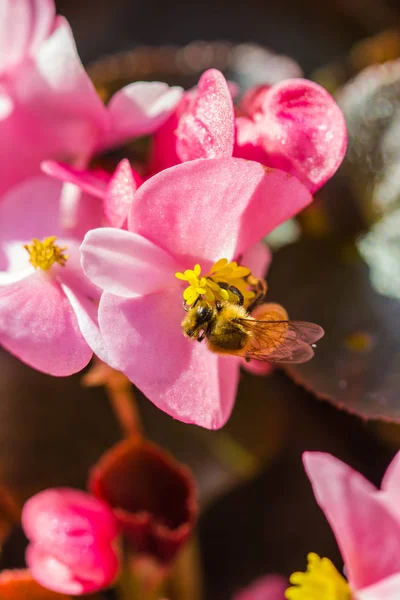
top-left (286, 451), bottom-right (400, 600)
top-left (152, 69), bottom-right (347, 193)
top-left (0, 176), bottom-right (105, 375)
top-left (80, 157), bottom-right (312, 428)
top-left (0, 0), bottom-right (182, 197)
top-left (22, 488), bottom-right (120, 596)
top-left (234, 575), bottom-right (287, 600)
top-left (235, 80), bottom-right (348, 193)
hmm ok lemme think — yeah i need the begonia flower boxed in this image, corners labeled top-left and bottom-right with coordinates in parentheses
top-left (89, 437), bottom-right (197, 563)
top-left (80, 157), bottom-right (312, 428)
top-left (22, 488), bottom-right (120, 596)
top-left (0, 0), bottom-right (182, 196)
top-left (234, 80), bottom-right (348, 193)
top-left (234, 575), bottom-right (287, 600)
top-left (286, 450), bottom-right (400, 600)
top-left (0, 176), bottom-right (105, 375)
top-left (151, 69), bottom-right (347, 193)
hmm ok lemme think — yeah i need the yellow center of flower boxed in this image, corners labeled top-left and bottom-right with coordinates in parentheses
top-left (175, 258), bottom-right (256, 306)
top-left (24, 236), bottom-right (68, 271)
top-left (285, 553), bottom-right (352, 600)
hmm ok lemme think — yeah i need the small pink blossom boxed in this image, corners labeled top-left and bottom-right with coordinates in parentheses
top-left (22, 488), bottom-right (120, 596)
top-left (233, 575), bottom-right (287, 600)
top-left (152, 69), bottom-right (347, 193)
top-left (297, 451), bottom-right (400, 599)
top-left (80, 157), bottom-right (312, 428)
top-left (0, 176), bottom-right (105, 375)
top-left (234, 80), bottom-right (348, 193)
top-left (0, 0), bottom-right (182, 197)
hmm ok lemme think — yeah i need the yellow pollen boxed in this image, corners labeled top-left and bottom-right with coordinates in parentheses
top-left (285, 553), bottom-right (352, 600)
top-left (175, 258), bottom-right (256, 306)
top-left (24, 236), bottom-right (68, 271)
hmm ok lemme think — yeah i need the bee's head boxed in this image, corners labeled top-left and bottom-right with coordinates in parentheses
top-left (181, 301), bottom-right (214, 339)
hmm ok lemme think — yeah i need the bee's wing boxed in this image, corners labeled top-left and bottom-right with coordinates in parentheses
top-left (239, 319), bottom-right (325, 364)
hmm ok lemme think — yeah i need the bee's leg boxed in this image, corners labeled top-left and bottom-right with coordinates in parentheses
top-left (228, 285), bottom-right (244, 306)
top-left (244, 356), bottom-right (251, 363)
top-left (182, 301), bottom-right (190, 312)
top-left (217, 282), bottom-right (244, 306)
top-left (247, 279), bottom-right (268, 312)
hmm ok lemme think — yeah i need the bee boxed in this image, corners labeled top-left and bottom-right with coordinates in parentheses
top-left (181, 298), bottom-right (324, 364)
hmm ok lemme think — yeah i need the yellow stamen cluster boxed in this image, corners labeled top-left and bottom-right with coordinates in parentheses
top-left (24, 236), bottom-right (68, 271)
top-left (175, 258), bottom-right (256, 306)
top-left (286, 553), bottom-right (351, 600)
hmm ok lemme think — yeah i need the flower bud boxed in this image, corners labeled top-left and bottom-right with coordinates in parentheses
top-left (89, 437), bottom-right (197, 563)
top-left (22, 488), bottom-right (120, 596)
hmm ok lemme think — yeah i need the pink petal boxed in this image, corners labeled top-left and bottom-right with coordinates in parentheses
top-left (98, 290), bottom-right (240, 428)
top-left (81, 228), bottom-right (181, 298)
top-left (31, 17), bottom-right (106, 133)
top-left (356, 573), bottom-right (400, 600)
top-left (105, 81), bottom-right (183, 148)
top-left (240, 241), bottom-right (272, 279)
top-left (234, 116), bottom-right (270, 163)
top-left (129, 158), bottom-right (312, 265)
top-left (233, 575), bottom-right (287, 600)
top-left (149, 110), bottom-right (181, 174)
top-left (26, 543), bottom-right (119, 596)
top-left (104, 159), bottom-right (142, 228)
top-left (243, 79), bottom-right (347, 193)
top-left (0, 18), bottom-right (107, 196)
top-left (0, 272), bottom-right (92, 376)
top-left (381, 451), bottom-right (400, 497)
top-left (176, 69), bottom-right (235, 161)
top-left (22, 488), bottom-right (119, 546)
top-left (0, 0), bottom-right (55, 75)
top-left (303, 452), bottom-right (400, 590)
top-left (42, 160), bottom-right (110, 200)
top-left (60, 283), bottom-right (108, 364)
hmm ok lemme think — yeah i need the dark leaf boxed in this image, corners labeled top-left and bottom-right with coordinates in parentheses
top-left (266, 237), bottom-right (400, 421)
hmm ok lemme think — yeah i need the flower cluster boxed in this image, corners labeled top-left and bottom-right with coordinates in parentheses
top-left (0, 1), bottom-right (347, 433)
top-left (0, 3), bottom-right (352, 594)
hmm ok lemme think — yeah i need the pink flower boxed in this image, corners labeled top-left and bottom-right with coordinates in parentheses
top-left (234, 575), bottom-right (287, 600)
top-left (286, 451), bottom-right (400, 600)
top-left (22, 488), bottom-right (120, 596)
top-left (151, 69), bottom-right (347, 193)
top-left (0, 0), bottom-right (182, 196)
top-left (0, 176), bottom-right (105, 375)
top-left (80, 157), bottom-right (312, 428)
top-left (234, 80), bottom-right (348, 193)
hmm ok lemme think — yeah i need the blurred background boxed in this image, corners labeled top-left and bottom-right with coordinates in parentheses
top-left (2, 1), bottom-right (400, 598)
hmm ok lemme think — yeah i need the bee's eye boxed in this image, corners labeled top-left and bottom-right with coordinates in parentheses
top-left (196, 305), bottom-right (211, 324)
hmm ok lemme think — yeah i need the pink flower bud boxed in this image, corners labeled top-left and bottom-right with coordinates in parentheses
top-left (22, 488), bottom-right (120, 596)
